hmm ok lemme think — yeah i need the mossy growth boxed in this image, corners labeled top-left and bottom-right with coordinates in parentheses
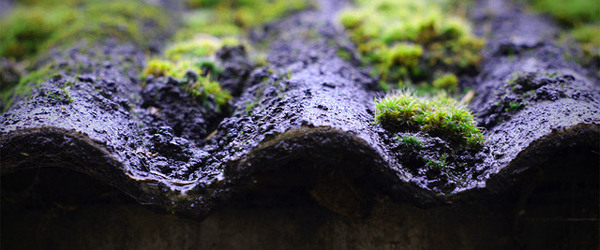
top-left (142, 58), bottom-right (231, 106)
top-left (0, 0), bottom-right (169, 60)
top-left (140, 0), bottom-right (314, 110)
top-left (525, 0), bottom-right (599, 25)
top-left (2, 43), bottom-right (140, 111)
top-left (174, 0), bottom-right (312, 41)
top-left (396, 135), bottom-right (424, 148)
top-left (142, 59), bottom-right (177, 78)
top-left (375, 90), bottom-right (484, 148)
top-left (0, 5), bottom-right (76, 60)
top-left (187, 72), bottom-right (232, 107)
top-left (164, 35), bottom-right (246, 62)
top-left (1, 64), bottom-right (54, 110)
top-left (338, 0), bottom-right (484, 91)
top-left (141, 36), bottom-right (233, 107)
top-left (165, 37), bottom-right (222, 61)
top-left (45, 0), bottom-right (169, 50)
top-left (522, 0), bottom-right (599, 71)
top-left (425, 154), bottom-right (448, 169)
top-left (0, 0), bottom-right (170, 110)
top-left (570, 24), bottom-right (600, 70)
top-left (432, 73), bottom-right (459, 92)
top-left (44, 86), bottom-right (74, 104)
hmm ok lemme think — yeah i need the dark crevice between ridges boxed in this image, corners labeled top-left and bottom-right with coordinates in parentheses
top-left (223, 127), bottom-right (387, 217)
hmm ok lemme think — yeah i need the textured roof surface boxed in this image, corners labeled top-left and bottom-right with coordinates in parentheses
top-left (1, 0), bottom-right (598, 222)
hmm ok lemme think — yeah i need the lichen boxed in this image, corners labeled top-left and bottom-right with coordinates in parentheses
top-left (338, 0), bottom-right (484, 91)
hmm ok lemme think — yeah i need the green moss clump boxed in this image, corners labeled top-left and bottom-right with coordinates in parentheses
top-left (432, 74), bottom-right (459, 92)
top-left (339, 0), bottom-right (484, 90)
top-left (141, 0), bottom-right (312, 110)
top-left (45, 1), bottom-right (169, 50)
top-left (571, 24), bottom-right (600, 65)
top-left (0, 5), bottom-right (77, 60)
top-left (143, 0), bottom-right (313, 109)
top-left (1, 0), bottom-right (171, 111)
top-left (522, 0), bottom-right (599, 72)
top-left (0, 0), bottom-right (169, 60)
top-left (526, 0), bottom-right (599, 25)
top-left (142, 59), bottom-right (177, 78)
top-left (175, 0), bottom-right (312, 41)
top-left (165, 37), bottom-right (222, 61)
top-left (187, 74), bottom-right (232, 107)
top-left (142, 58), bottom-right (231, 107)
top-left (141, 36), bottom-right (234, 107)
top-left (375, 91), bottom-right (484, 148)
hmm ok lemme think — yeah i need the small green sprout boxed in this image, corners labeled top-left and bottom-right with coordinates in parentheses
top-left (425, 154), bottom-right (447, 168)
top-left (510, 72), bottom-right (523, 81)
top-left (396, 135), bottom-right (423, 148)
top-left (61, 86), bottom-right (73, 103)
top-left (375, 90), bottom-right (484, 148)
top-left (43, 86), bottom-right (73, 103)
top-left (508, 101), bottom-right (521, 110)
top-left (245, 101), bottom-right (255, 114)
top-left (505, 101), bottom-right (524, 113)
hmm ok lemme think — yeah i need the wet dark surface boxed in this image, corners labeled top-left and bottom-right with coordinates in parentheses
top-left (1, 1), bottom-right (598, 247)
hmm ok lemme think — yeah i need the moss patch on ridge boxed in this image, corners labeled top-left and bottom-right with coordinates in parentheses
top-left (177, 0), bottom-right (312, 40)
top-left (0, 0), bottom-right (169, 60)
top-left (375, 90), bottom-right (484, 148)
top-left (140, 0), bottom-right (314, 109)
top-left (339, 0), bottom-right (484, 91)
top-left (0, 0), bottom-right (171, 111)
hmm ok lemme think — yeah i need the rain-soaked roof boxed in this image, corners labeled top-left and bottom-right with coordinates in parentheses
top-left (1, 0), bottom-right (598, 243)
